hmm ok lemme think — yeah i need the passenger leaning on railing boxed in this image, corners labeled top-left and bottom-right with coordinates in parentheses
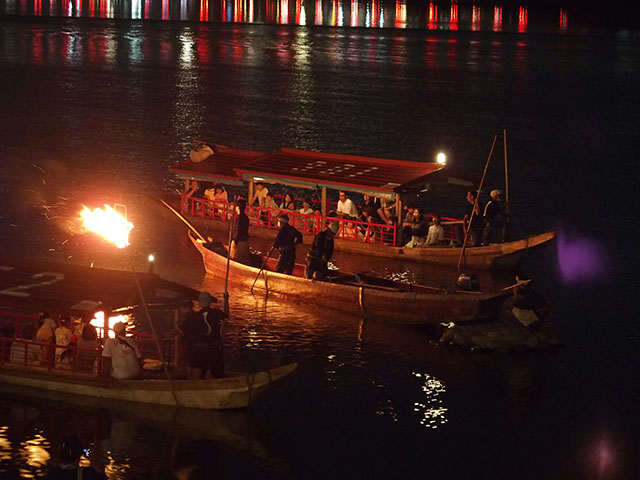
top-left (54, 316), bottom-right (73, 367)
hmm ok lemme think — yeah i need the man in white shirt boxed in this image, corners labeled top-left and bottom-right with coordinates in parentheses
top-left (336, 191), bottom-right (358, 219)
top-left (250, 182), bottom-right (269, 208)
top-left (102, 322), bottom-right (142, 380)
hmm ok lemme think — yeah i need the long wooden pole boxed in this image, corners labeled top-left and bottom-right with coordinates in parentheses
top-left (223, 196), bottom-right (236, 317)
top-left (503, 129), bottom-right (510, 217)
top-left (157, 197), bottom-right (207, 242)
top-left (129, 254), bottom-right (180, 407)
top-left (457, 134), bottom-right (498, 271)
top-left (250, 246), bottom-right (275, 294)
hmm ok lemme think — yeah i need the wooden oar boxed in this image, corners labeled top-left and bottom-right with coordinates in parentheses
top-left (250, 246), bottom-right (275, 294)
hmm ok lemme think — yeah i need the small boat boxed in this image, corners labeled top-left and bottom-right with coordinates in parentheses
top-left (190, 232), bottom-right (509, 325)
top-left (0, 361), bottom-right (298, 410)
top-left (169, 146), bottom-right (555, 270)
top-left (0, 256), bottom-right (297, 410)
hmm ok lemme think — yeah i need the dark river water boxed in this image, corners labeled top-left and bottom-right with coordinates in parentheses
top-left (1, 1), bottom-right (639, 478)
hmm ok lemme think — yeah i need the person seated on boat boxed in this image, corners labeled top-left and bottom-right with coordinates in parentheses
top-left (249, 181), bottom-right (268, 208)
top-left (46, 435), bottom-right (107, 480)
top-left (55, 316), bottom-right (74, 367)
top-left (299, 198), bottom-right (314, 216)
top-left (204, 183), bottom-right (228, 218)
top-left (335, 191), bottom-right (358, 220)
top-left (482, 189), bottom-right (506, 245)
top-left (230, 199), bottom-right (250, 265)
top-left (101, 322), bottom-right (142, 380)
top-left (181, 291), bottom-right (225, 379)
top-left (377, 197), bottom-right (396, 226)
top-left (455, 190), bottom-right (484, 246)
top-left (10, 324), bottom-right (41, 365)
top-left (76, 324), bottom-right (100, 374)
top-left (273, 214), bottom-right (303, 275)
top-left (305, 222), bottom-right (338, 280)
top-left (36, 313), bottom-right (57, 367)
top-left (280, 192), bottom-right (297, 212)
top-left (298, 198), bottom-right (315, 232)
top-left (425, 215), bottom-right (446, 246)
top-left (404, 207), bottom-right (429, 248)
top-left (259, 192), bottom-right (280, 226)
top-left (400, 205), bottom-right (416, 245)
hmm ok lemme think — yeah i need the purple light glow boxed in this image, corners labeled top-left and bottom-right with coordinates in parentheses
top-left (556, 227), bottom-right (609, 284)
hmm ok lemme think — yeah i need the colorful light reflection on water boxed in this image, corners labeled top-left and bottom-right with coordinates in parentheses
top-left (1, 0), bottom-right (588, 34)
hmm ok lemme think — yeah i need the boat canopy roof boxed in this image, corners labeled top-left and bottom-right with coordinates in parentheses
top-left (170, 146), bottom-right (265, 186)
top-left (0, 256), bottom-right (197, 318)
top-left (171, 146), bottom-right (475, 196)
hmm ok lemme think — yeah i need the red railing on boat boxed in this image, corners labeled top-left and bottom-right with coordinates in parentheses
top-left (181, 195), bottom-right (398, 246)
top-left (0, 311), bottom-right (177, 375)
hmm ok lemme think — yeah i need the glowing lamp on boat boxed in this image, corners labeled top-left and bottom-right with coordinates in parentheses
top-left (436, 152), bottom-right (447, 165)
top-left (80, 205), bottom-right (134, 248)
top-left (90, 311), bottom-right (127, 338)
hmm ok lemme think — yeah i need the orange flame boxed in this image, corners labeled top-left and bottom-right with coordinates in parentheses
top-left (80, 205), bottom-right (133, 248)
top-left (90, 311), bottom-right (126, 338)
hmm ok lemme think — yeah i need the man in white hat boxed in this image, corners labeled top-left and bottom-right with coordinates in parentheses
top-left (305, 221), bottom-right (338, 280)
top-left (482, 189), bottom-right (505, 245)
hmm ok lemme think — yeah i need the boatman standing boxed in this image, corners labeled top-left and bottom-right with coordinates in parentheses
top-left (273, 214), bottom-right (303, 275)
top-left (230, 199), bottom-right (250, 264)
top-left (305, 222), bottom-right (338, 280)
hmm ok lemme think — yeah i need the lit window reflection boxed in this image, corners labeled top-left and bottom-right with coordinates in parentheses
top-left (413, 372), bottom-right (448, 429)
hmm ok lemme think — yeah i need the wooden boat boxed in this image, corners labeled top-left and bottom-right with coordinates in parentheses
top-left (168, 146), bottom-right (555, 270)
top-left (180, 212), bottom-right (555, 270)
top-left (0, 256), bottom-right (298, 410)
top-left (190, 232), bottom-right (510, 325)
top-left (0, 361), bottom-right (298, 410)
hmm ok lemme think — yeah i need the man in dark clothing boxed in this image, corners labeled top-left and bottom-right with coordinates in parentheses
top-left (273, 214), bottom-right (303, 275)
top-left (181, 291), bottom-right (225, 379)
top-left (482, 189), bottom-right (506, 245)
top-left (456, 190), bottom-right (484, 246)
top-left (231, 199), bottom-right (250, 264)
top-left (305, 222), bottom-right (338, 280)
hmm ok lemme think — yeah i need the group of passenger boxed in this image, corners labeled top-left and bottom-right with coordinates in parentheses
top-left (4, 313), bottom-right (142, 379)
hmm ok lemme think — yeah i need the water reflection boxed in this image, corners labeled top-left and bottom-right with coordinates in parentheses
top-left (1, 0), bottom-right (588, 34)
top-left (19, 432), bottom-right (51, 477)
top-left (413, 372), bottom-right (448, 429)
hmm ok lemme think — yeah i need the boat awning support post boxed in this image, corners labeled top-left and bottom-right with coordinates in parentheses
top-left (321, 187), bottom-right (327, 216)
top-left (248, 180), bottom-right (254, 206)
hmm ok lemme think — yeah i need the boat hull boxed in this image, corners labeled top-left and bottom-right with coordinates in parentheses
top-left (0, 362), bottom-right (298, 410)
top-left (191, 234), bottom-right (507, 325)
top-left (178, 208), bottom-right (554, 270)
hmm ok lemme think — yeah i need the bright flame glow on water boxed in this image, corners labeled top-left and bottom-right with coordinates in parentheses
top-left (19, 433), bottom-right (50, 476)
